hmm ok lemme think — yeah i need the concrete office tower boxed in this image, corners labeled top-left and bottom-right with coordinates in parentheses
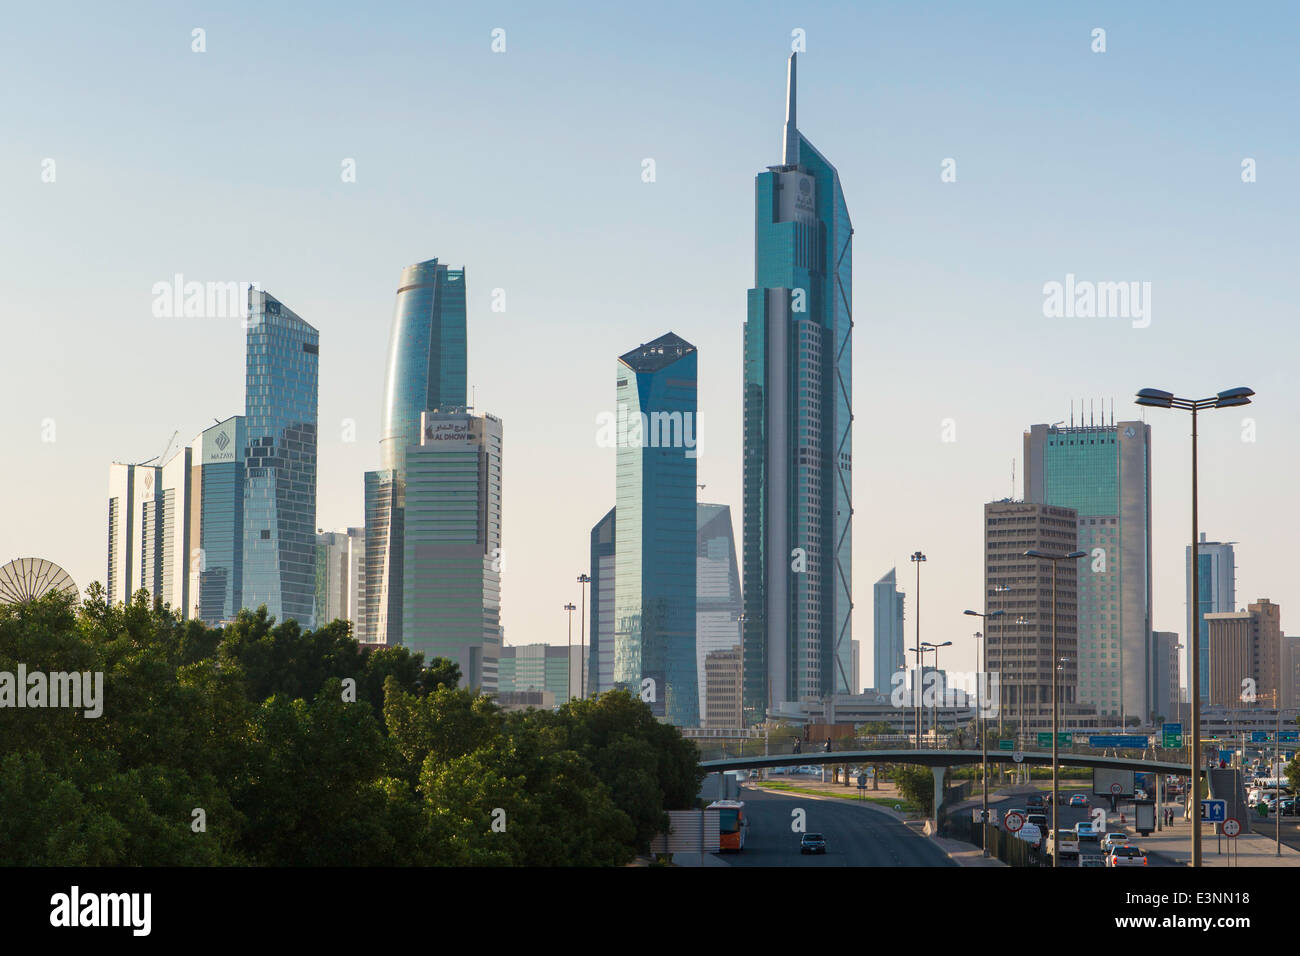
top-left (194, 415), bottom-right (246, 625)
top-left (1204, 600), bottom-right (1282, 709)
top-left (873, 569), bottom-right (905, 694)
top-left (696, 503), bottom-right (742, 719)
top-left (704, 647), bottom-right (743, 728)
top-left (588, 507), bottom-right (616, 695)
top-left (402, 408), bottom-right (502, 693)
top-left (106, 448), bottom-right (194, 615)
top-left (1024, 419), bottom-right (1152, 721)
top-left (242, 290), bottom-right (318, 629)
top-left (983, 500), bottom-right (1080, 732)
top-left (613, 332), bottom-right (699, 727)
top-left (1150, 631), bottom-right (1181, 724)
top-left (742, 53), bottom-right (854, 723)
top-left (365, 259), bottom-right (468, 646)
top-left (1186, 533), bottom-right (1236, 702)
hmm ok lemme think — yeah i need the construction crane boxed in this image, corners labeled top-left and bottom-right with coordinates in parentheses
top-left (137, 429), bottom-right (179, 467)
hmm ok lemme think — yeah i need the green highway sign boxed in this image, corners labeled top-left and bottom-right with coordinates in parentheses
top-left (998, 739), bottom-right (1015, 751)
top-left (1037, 732), bottom-right (1072, 747)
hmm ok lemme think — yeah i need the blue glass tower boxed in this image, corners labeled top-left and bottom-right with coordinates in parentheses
top-left (197, 415), bottom-right (246, 624)
top-left (242, 290), bottom-right (319, 628)
top-left (614, 332), bottom-right (699, 727)
top-left (365, 258), bottom-right (468, 645)
top-left (742, 53), bottom-right (854, 723)
top-left (872, 568), bottom-right (905, 695)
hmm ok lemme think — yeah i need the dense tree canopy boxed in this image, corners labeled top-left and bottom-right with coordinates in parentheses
top-left (0, 587), bottom-right (702, 865)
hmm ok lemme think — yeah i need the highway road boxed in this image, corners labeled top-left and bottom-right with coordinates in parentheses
top-left (723, 787), bottom-right (955, 867)
top-left (984, 790), bottom-right (1180, 866)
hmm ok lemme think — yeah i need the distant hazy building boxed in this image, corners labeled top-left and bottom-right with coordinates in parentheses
top-left (1205, 600), bottom-right (1284, 709)
top-left (365, 258), bottom-right (468, 647)
top-left (402, 408), bottom-right (502, 693)
top-left (1024, 418), bottom-right (1152, 721)
top-left (873, 568), bottom-right (905, 694)
top-left (983, 500), bottom-right (1080, 731)
top-left (242, 290), bottom-right (318, 629)
top-left (1150, 631), bottom-right (1180, 723)
top-left (107, 463), bottom-right (137, 606)
top-left (696, 503), bottom-right (742, 719)
top-left (742, 53), bottom-right (854, 723)
top-left (498, 643), bottom-right (581, 701)
top-left (613, 332), bottom-right (699, 727)
top-left (1187, 534), bottom-right (1236, 702)
top-left (315, 531), bottom-right (351, 626)
top-left (704, 647), bottom-right (743, 729)
top-left (587, 507), bottom-right (616, 695)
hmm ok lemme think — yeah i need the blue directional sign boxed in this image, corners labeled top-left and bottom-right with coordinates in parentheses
top-left (1252, 732), bottom-right (1269, 743)
top-left (1089, 735), bottom-right (1149, 748)
top-left (1201, 799), bottom-right (1227, 823)
top-left (1279, 731), bottom-right (1299, 743)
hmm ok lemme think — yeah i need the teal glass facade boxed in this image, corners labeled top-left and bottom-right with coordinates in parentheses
top-left (743, 54), bottom-right (854, 723)
top-left (379, 259), bottom-right (467, 476)
top-left (242, 291), bottom-right (318, 628)
top-left (614, 332), bottom-right (699, 727)
top-left (197, 416), bottom-right (246, 624)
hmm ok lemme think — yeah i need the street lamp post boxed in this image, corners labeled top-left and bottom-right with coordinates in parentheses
top-left (911, 551), bottom-right (927, 748)
top-left (922, 641), bottom-right (952, 746)
top-left (910, 645), bottom-right (935, 745)
top-left (576, 574), bottom-right (590, 698)
top-left (563, 602), bottom-right (577, 701)
top-left (1136, 385), bottom-right (1255, 868)
top-left (1025, 548), bottom-right (1087, 868)
top-left (965, 607), bottom-right (1006, 854)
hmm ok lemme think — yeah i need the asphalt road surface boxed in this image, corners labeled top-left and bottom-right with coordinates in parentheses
top-left (724, 787), bottom-right (956, 867)
top-left (986, 791), bottom-right (1179, 866)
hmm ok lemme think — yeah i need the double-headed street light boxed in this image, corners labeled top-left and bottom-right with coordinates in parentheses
top-left (909, 644), bottom-right (935, 744)
top-left (1024, 548), bottom-right (1087, 868)
top-left (922, 641), bottom-right (952, 746)
top-left (1136, 385), bottom-right (1254, 868)
top-left (576, 574), bottom-right (591, 698)
top-left (965, 607), bottom-right (1006, 851)
top-left (910, 551), bottom-right (927, 747)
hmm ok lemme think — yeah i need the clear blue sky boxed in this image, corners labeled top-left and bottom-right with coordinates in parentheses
top-left (3, 1), bottom-right (1296, 693)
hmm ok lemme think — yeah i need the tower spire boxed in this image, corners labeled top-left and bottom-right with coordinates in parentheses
top-left (783, 52), bottom-right (799, 166)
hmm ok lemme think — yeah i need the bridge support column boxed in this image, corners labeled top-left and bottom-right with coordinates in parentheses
top-left (931, 766), bottom-right (946, 832)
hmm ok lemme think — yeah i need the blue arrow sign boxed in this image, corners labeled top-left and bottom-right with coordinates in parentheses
top-left (1201, 799), bottom-right (1227, 823)
top-left (1089, 735), bottom-right (1149, 748)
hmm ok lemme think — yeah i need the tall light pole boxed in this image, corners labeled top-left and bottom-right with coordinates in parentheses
top-left (1025, 548), bottom-right (1087, 868)
top-left (910, 551), bottom-right (927, 747)
top-left (965, 607), bottom-right (1006, 851)
top-left (563, 602), bottom-right (577, 701)
top-left (1136, 385), bottom-right (1255, 868)
top-left (910, 645), bottom-right (934, 744)
top-left (576, 573), bottom-right (590, 697)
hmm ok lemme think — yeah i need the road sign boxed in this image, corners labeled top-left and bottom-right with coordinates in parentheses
top-left (1280, 731), bottom-right (1299, 743)
top-left (1252, 731), bottom-right (1269, 743)
top-left (1110, 782), bottom-right (1123, 795)
top-left (1222, 818), bottom-right (1241, 838)
top-left (1200, 799), bottom-right (1227, 823)
top-left (998, 739), bottom-right (1015, 751)
top-left (1037, 732), bottom-right (1072, 747)
top-left (1162, 722), bottom-right (1182, 736)
top-left (1162, 723), bottom-right (1183, 748)
top-left (1012, 751), bottom-right (1024, 763)
top-left (1004, 811), bottom-right (1025, 833)
top-left (857, 774), bottom-right (867, 789)
top-left (1089, 735), bottom-right (1149, 748)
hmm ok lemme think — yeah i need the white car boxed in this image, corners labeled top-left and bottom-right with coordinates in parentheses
top-left (1014, 822), bottom-right (1042, 850)
top-left (1106, 845), bottom-right (1147, 867)
top-left (1100, 831), bottom-right (1130, 855)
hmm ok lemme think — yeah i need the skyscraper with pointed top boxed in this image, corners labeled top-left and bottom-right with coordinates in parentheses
top-left (742, 53), bottom-right (854, 724)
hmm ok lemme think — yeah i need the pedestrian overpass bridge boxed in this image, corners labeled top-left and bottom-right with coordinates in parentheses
top-left (701, 749), bottom-right (1191, 776)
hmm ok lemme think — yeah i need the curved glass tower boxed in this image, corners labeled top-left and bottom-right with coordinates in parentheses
top-left (742, 53), bottom-right (854, 723)
top-left (365, 258), bottom-right (468, 645)
top-left (379, 259), bottom-right (467, 475)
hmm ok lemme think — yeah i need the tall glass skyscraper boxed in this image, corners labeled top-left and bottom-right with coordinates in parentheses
top-left (614, 332), bottom-right (699, 727)
top-left (365, 258), bottom-right (468, 644)
top-left (242, 290), bottom-right (319, 629)
top-left (742, 53), bottom-right (854, 724)
top-left (1186, 533), bottom-right (1236, 702)
top-left (872, 568), bottom-right (905, 695)
top-left (1024, 419), bottom-right (1152, 721)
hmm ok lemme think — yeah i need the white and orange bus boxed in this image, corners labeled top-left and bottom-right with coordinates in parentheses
top-left (707, 800), bottom-right (748, 851)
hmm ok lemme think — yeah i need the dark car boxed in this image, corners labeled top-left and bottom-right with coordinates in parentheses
top-left (800, 833), bottom-right (827, 855)
top-left (1068, 794), bottom-right (1090, 808)
top-left (1026, 794), bottom-right (1045, 809)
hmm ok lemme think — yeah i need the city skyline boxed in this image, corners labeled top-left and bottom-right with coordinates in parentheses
top-left (5, 3), bottom-right (1295, 699)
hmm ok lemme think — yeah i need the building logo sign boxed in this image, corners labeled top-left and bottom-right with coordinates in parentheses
top-left (204, 426), bottom-right (237, 464)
